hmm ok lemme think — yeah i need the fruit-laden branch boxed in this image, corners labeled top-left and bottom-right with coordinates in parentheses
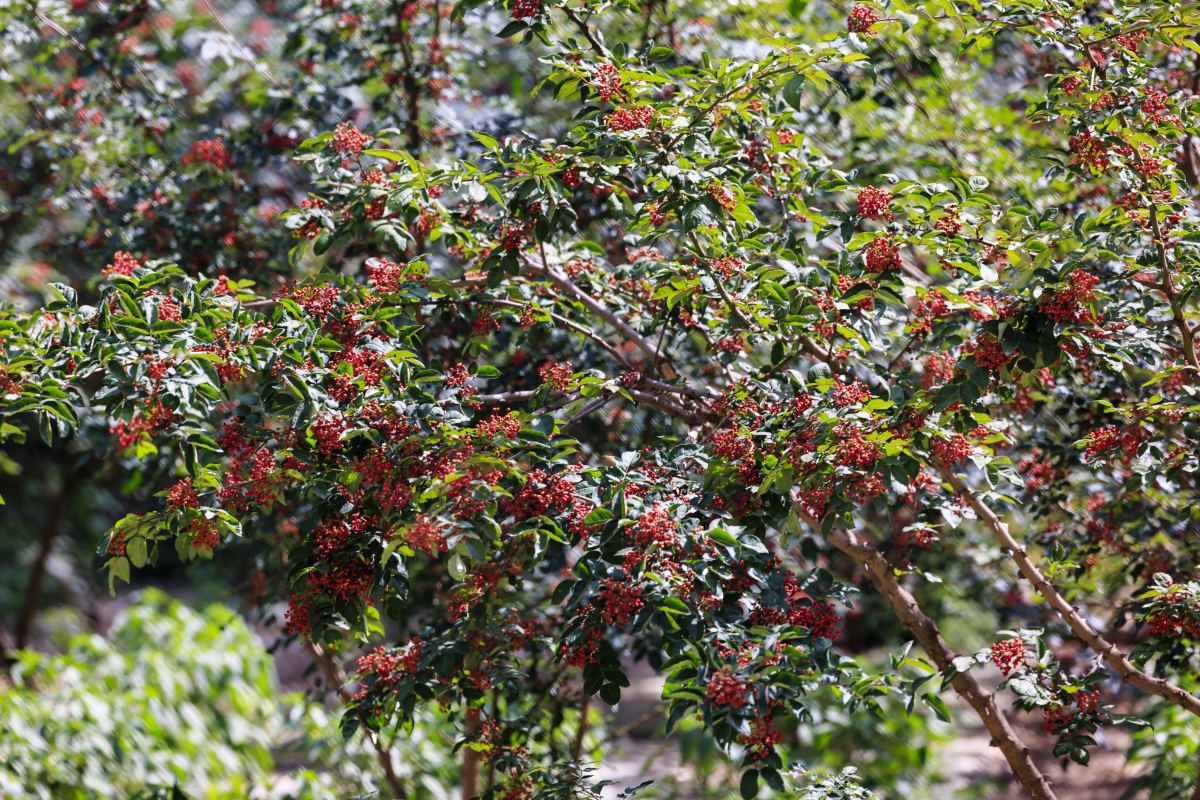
top-left (795, 508), bottom-right (1059, 800)
top-left (938, 465), bottom-right (1200, 718)
top-left (304, 638), bottom-right (409, 800)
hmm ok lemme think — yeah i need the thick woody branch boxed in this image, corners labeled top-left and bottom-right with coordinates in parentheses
top-left (797, 511), bottom-right (1058, 800)
top-left (938, 465), bottom-right (1200, 718)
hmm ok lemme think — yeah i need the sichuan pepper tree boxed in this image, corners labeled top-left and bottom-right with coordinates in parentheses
top-left (9, 0), bottom-right (1200, 798)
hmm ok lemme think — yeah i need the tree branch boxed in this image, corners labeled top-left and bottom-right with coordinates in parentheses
top-left (799, 510), bottom-right (1059, 800)
top-left (938, 465), bottom-right (1200, 718)
top-left (304, 638), bottom-right (408, 800)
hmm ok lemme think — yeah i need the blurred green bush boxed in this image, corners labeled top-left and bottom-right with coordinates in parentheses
top-left (0, 589), bottom-right (460, 800)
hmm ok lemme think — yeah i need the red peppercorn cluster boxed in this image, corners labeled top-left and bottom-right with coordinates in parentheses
top-left (1147, 593), bottom-right (1200, 638)
top-left (969, 333), bottom-right (1011, 371)
top-left (737, 715), bottom-right (783, 762)
top-left (713, 336), bottom-right (743, 354)
top-left (990, 637), bottom-right (1025, 676)
top-left (187, 517), bottom-right (221, 552)
top-left (505, 469), bottom-right (576, 520)
top-left (1083, 426), bottom-right (1143, 464)
top-left (921, 352), bottom-right (955, 389)
top-left (1042, 705), bottom-right (1072, 734)
top-left (157, 298), bottom-right (182, 322)
top-left (711, 257), bottom-right (745, 279)
top-left (310, 414), bottom-right (348, 456)
top-left (510, 0), bottom-right (539, 18)
top-left (847, 5), bottom-right (880, 34)
top-left (599, 578), bottom-right (645, 627)
top-left (354, 638), bottom-right (424, 697)
top-left (591, 64), bottom-right (623, 103)
top-left (332, 122), bottom-right (370, 154)
top-left (477, 411), bottom-right (521, 439)
top-left (103, 251), bottom-right (142, 278)
top-left (1068, 130), bottom-right (1112, 174)
top-left (405, 516), bottom-right (447, 555)
top-left (791, 602), bottom-right (840, 640)
top-left (181, 138), bottom-right (232, 170)
top-left (711, 428), bottom-right (752, 461)
top-left (646, 201), bottom-right (667, 225)
top-left (708, 184), bottom-right (737, 213)
top-left (417, 207), bottom-right (441, 236)
top-left (933, 433), bottom-right (973, 466)
top-left (167, 478), bottom-right (200, 511)
top-left (934, 204), bottom-right (962, 236)
top-left (605, 105), bottom-right (656, 132)
top-left (856, 186), bottom-right (893, 221)
top-left (191, 325), bottom-right (245, 384)
top-left (864, 235), bottom-right (900, 273)
top-left (832, 379), bottom-right (871, 408)
top-left (706, 667), bottom-right (749, 707)
top-left (1043, 270), bottom-right (1099, 325)
top-left (472, 309), bottom-right (500, 337)
top-left (539, 360), bottom-right (574, 391)
top-left (633, 504), bottom-right (678, 548)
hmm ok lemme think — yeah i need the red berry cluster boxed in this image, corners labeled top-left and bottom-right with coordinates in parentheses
top-left (539, 360), bottom-right (574, 391)
top-left (990, 638), bottom-right (1025, 675)
top-left (708, 184), bottom-right (737, 213)
top-left (510, 0), bottom-right (539, 18)
top-left (933, 433), bottom-right (973, 466)
top-left (1147, 597), bottom-right (1200, 637)
top-left (157, 298), bottom-right (182, 322)
top-left (310, 414), bottom-right (348, 456)
top-left (187, 517), bottom-right (221, 551)
top-left (417, 207), bottom-right (441, 236)
top-left (706, 667), bottom-right (749, 707)
top-left (713, 337), bottom-right (743, 354)
top-left (591, 64), bottom-right (623, 103)
top-left (103, 251), bottom-right (142, 278)
top-left (712, 257), bottom-right (745, 279)
top-left (856, 186), bottom-right (893, 220)
top-left (1043, 270), bottom-right (1098, 325)
top-left (167, 478), bottom-right (199, 511)
top-left (737, 715), bottom-right (783, 762)
top-left (632, 504), bottom-right (678, 548)
top-left (605, 105), bottom-right (656, 132)
top-left (832, 379), bottom-right (871, 408)
top-left (712, 428), bottom-right (752, 461)
top-left (847, 5), bottom-right (880, 34)
top-left (354, 639), bottom-right (423, 697)
top-left (599, 578), bottom-right (645, 627)
top-left (791, 602), bottom-right (840, 640)
top-left (332, 122), bottom-right (370, 154)
top-left (1083, 426), bottom-right (1142, 464)
top-left (864, 235), bottom-right (901, 273)
top-left (934, 204), bottom-right (962, 236)
top-left (191, 325), bottom-right (245, 384)
top-left (1068, 130), bottom-right (1112, 174)
top-left (505, 469), bottom-right (576, 520)
top-left (181, 138), bottom-right (232, 169)
top-left (405, 516), bottom-right (447, 556)
top-left (477, 411), bottom-right (521, 439)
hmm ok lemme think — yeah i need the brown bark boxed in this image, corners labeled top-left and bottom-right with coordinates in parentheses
top-left (939, 466), bottom-right (1200, 719)
top-left (570, 693), bottom-right (590, 761)
top-left (15, 479), bottom-right (71, 649)
top-left (461, 711), bottom-right (479, 800)
top-left (799, 512), bottom-right (1059, 800)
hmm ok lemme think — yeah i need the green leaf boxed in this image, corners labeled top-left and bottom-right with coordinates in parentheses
top-left (127, 535), bottom-right (148, 568)
top-left (781, 75), bottom-right (805, 110)
top-left (922, 693), bottom-right (951, 722)
top-left (739, 770), bottom-right (759, 800)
